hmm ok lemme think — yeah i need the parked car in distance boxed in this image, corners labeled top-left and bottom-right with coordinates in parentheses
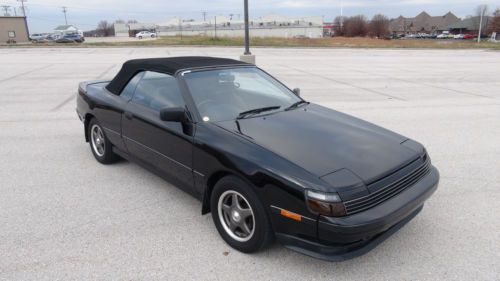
top-left (56, 33), bottom-right (84, 43)
top-left (135, 31), bottom-right (156, 39)
top-left (454, 34), bottom-right (465, 39)
top-left (29, 33), bottom-right (46, 41)
top-left (76, 57), bottom-right (439, 261)
top-left (463, 34), bottom-right (476, 40)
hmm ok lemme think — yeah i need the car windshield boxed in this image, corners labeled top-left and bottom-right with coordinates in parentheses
top-left (183, 67), bottom-right (301, 122)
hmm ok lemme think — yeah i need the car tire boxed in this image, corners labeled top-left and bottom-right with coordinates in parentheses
top-left (210, 176), bottom-right (274, 253)
top-left (138, 36), bottom-right (142, 39)
top-left (88, 118), bottom-right (119, 164)
top-left (151, 34), bottom-right (155, 38)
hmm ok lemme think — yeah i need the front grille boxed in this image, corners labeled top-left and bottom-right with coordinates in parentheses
top-left (343, 158), bottom-right (431, 215)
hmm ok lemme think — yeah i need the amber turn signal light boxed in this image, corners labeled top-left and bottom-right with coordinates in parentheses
top-left (280, 209), bottom-right (302, 222)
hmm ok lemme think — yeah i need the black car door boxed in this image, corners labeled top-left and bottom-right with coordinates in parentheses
top-left (121, 71), bottom-right (194, 190)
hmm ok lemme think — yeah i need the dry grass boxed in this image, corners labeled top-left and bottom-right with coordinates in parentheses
top-left (3, 36), bottom-right (500, 50)
top-left (85, 36), bottom-right (500, 50)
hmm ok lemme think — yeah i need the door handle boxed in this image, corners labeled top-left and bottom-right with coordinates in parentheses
top-left (124, 111), bottom-right (134, 120)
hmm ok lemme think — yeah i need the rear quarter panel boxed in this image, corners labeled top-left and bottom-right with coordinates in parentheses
top-left (77, 81), bottom-right (127, 152)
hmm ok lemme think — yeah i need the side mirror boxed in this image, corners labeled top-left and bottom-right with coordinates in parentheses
top-left (293, 88), bottom-right (301, 97)
top-left (160, 107), bottom-right (187, 122)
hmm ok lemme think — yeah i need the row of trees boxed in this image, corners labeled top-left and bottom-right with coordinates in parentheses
top-left (487, 9), bottom-right (500, 35)
top-left (333, 14), bottom-right (390, 38)
top-left (331, 5), bottom-right (500, 38)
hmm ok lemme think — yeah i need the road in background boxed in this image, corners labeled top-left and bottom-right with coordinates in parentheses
top-left (0, 47), bottom-right (499, 280)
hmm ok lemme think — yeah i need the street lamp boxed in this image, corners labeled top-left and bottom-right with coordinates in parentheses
top-left (240, 0), bottom-right (256, 64)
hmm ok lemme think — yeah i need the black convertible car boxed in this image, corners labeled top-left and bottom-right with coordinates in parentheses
top-left (76, 57), bottom-right (439, 261)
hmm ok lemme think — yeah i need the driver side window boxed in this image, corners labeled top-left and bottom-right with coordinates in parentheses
top-left (132, 71), bottom-right (185, 111)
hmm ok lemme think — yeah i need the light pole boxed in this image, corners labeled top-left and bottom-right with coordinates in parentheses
top-left (477, 5), bottom-right (486, 43)
top-left (240, 0), bottom-right (255, 63)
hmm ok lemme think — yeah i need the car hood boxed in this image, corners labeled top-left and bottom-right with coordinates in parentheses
top-left (215, 104), bottom-right (419, 186)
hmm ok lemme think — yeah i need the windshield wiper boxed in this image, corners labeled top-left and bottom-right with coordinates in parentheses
top-left (285, 100), bottom-right (309, 111)
top-left (237, 106), bottom-right (281, 119)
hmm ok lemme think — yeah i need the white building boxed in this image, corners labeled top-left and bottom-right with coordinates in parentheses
top-left (114, 14), bottom-right (324, 38)
top-left (53, 25), bottom-right (79, 36)
top-left (114, 22), bottom-right (157, 37)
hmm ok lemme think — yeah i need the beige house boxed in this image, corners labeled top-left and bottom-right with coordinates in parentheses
top-left (0, 16), bottom-right (29, 43)
top-left (390, 11), bottom-right (460, 35)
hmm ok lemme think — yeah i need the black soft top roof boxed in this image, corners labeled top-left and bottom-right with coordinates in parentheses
top-left (106, 56), bottom-right (249, 95)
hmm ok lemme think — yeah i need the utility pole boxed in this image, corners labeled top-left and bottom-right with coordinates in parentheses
top-left (214, 16), bottom-right (217, 39)
top-left (178, 18), bottom-right (182, 40)
top-left (340, 0), bottom-right (343, 33)
top-left (202, 11), bottom-right (206, 22)
top-left (62, 6), bottom-right (68, 25)
top-left (477, 5), bottom-right (486, 43)
top-left (17, 0), bottom-right (27, 16)
top-left (17, 0), bottom-right (30, 38)
top-left (1, 5), bottom-right (10, 16)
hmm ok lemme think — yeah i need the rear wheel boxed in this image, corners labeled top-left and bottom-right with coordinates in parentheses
top-left (138, 36), bottom-right (143, 39)
top-left (211, 176), bottom-right (274, 253)
top-left (88, 118), bottom-right (119, 164)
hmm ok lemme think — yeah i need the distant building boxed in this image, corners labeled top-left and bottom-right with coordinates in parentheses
top-left (114, 14), bottom-right (324, 38)
top-left (114, 22), bottom-right (157, 37)
top-left (390, 11), bottom-right (460, 35)
top-left (441, 16), bottom-right (492, 35)
top-left (0, 16), bottom-right (29, 43)
top-left (53, 25), bottom-right (79, 36)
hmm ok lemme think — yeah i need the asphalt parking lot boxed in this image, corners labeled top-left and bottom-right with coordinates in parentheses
top-left (0, 46), bottom-right (499, 280)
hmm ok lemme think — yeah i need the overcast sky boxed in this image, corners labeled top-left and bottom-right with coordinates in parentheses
top-left (2, 0), bottom-right (499, 33)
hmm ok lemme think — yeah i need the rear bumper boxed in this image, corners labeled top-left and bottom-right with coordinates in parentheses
top-left (275, 166), bottom-right (439, 261)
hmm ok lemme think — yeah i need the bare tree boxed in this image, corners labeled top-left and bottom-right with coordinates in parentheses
top-left (96, 20), bottom-right (114, 37)
top-left (115, 19), bottom-right (125, 24)
top-left (344, 15), bottom-right (368, 37)
top-left (369, 14), bottom-right (390, 38)
top-left (486, 9), bottom-right (500, 35)
top-left (127, 19), bottom-right (138, 24)
top-left (333, 16), bottom-right (347, 36)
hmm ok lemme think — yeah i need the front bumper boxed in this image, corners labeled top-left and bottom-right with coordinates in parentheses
top-left (275, 166), bottom-right (439, 261)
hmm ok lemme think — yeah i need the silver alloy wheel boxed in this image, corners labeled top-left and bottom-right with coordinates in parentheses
top-left (218, 190), bottom-right (255, 242)
top-left (90, 124), bottom-right (105, 157)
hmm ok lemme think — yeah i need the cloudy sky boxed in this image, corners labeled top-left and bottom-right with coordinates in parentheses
top-left (2, 0), bottom-right (499, 33)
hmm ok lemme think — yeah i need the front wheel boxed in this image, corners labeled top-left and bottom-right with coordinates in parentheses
top-left (211, 176), bottom-right (274, 253)
top-left (88, 118), bottom-right (119, 164)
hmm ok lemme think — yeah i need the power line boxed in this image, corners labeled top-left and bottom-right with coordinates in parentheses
top-left (17, 0), bottom-right (26, 16)
top-left (1, 5), bottom-right (10, 16)
top-left (28, 16), bottom-right (95, 27)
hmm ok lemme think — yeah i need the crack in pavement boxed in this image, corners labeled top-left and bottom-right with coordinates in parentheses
top-left (50, 64), bottom-right (117, 112)
top-left (95, 64), bottom-right (117, 79)
top-left (0, 64), bottom-right (53, 83)
top-left (341, 65), bottom-right (496, 100)
top-left (50, 93), bottom-right (77, 112)
top-left (280, 64), bottom-right (406, 101)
